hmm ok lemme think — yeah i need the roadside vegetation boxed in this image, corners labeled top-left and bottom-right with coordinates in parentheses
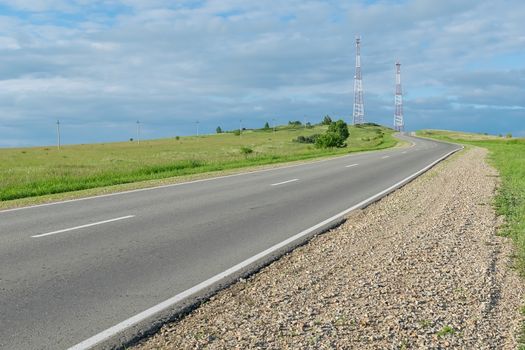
top-left (0, 122), bottom-right (397, 202)
top-left (418, 130), bottom-right (525, 273)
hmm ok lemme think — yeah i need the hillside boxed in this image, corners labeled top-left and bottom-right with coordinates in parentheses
top-left (0, 123), bottom-right (397, 204)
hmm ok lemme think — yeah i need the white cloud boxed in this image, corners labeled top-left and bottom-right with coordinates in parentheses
top-left (0, 0), bottom-right (523, 146)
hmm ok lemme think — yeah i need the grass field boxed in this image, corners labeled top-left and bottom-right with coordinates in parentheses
top-left (0, 123), bottom-right (398, 203)
top-left (418, 130), bottom-right (525, 273)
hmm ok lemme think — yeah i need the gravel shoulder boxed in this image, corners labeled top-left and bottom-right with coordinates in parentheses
top-left (134, 147), bottom-right (523, 349)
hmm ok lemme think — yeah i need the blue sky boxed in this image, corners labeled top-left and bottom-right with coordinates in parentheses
top-left (0, 0), bottom-right (523, 147)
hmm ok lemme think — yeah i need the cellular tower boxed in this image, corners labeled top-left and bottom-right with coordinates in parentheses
top-left (394, 61), bottom-right (404, 131)
top-left (352, 36), bottom-right (365, 125)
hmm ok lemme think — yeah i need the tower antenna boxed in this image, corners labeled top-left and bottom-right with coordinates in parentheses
top-left (394, 61), bottom-right (404, 132)
top-left (352, 36), bottom-right (365, 125)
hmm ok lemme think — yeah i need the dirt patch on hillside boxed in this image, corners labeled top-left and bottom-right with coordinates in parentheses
top-left (134, 147), bottom-right (523, 349)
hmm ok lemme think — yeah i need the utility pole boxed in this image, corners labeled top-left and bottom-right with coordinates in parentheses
top-left (56, 120), bottom-right (61, 150)
top-left (352, 36), bottom-right (365, 125)
top-left (394, 61), bottom-right (404, 132)
top-left (272, 118), bottom-right (276, 134)
top-left (136, 120), bottom-right (140, 144)
top-left (196, 120), bottom-right (199, 137)
top-left (239, 119), bottom-right (242, 138)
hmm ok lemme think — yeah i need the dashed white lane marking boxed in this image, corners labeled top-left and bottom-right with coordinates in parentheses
top-left (32, 215), bottom-right (135, 238)
top-left (270, 179), bottom-right (299, 186)
top-left (345, 164), bottom-right (359, 168)
top-left (381, 155), bottom-right (390, 159)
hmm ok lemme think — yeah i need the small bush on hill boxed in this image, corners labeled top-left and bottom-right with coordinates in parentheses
top-left (240, 146), bottom-right (253, 157)
top-left (315, 132), bottom-right (344, 148)
top-left (294, 134), bottom-right (320, 144)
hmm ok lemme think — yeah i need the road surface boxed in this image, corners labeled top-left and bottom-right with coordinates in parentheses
top-left (0, 135), bottom-right (459, 349)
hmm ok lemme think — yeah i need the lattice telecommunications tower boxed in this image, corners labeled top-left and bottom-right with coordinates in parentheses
top-left (352, 36), bottom-right (365, 125)
top-left (394, 61), bottom-right (404, 131)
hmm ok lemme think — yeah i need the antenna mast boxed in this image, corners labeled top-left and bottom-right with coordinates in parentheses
top-left (352, 36), bottom-right (365, 125)
top-left (394, 62), bottom-right (404, 132)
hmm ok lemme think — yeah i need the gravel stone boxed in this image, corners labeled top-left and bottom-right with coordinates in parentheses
top-left (133, 147), bottom-right (523, 349)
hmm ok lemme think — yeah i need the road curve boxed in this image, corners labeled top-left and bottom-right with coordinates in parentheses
top-left (0, 135), bottom-right (459, 349)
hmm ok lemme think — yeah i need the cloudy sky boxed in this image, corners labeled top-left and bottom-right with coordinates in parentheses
top-left (0, 0), bottom-right (523, 147)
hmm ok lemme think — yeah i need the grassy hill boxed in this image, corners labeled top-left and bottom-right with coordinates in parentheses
top-left (0, 123), bottom-right (397, 203)
top-left (418, 129), bottom-right (525, 273)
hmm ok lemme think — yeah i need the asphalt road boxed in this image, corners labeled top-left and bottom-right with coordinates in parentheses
top-left (0, 134), bottom-right (459, 349)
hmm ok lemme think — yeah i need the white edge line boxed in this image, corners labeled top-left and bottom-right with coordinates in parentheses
top-left (345, 163), bottom-right (359, 168)
top-left (270, 178), bottom-right (299, 186)
top-left (67, 146), bottom-right (461, 350)
top-left (32, 215), bottom-right (135, 238)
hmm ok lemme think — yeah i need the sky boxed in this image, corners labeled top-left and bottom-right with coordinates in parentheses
top-left (0, 0), bottom-right (523, 147)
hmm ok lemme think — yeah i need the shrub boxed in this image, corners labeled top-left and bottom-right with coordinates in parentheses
top-left (506, 133), bottom-right (513, 138)
top-left (240, 146), bottom-right (253, 157)
top-left (315, 132), bottom-right (344, 148)
top-left (264, 122), bottom-right (270, 130)
top-left (216, 126), bottom-right (223, 133)
top-left (294, 134), bottom-right (320, 144)
top-left (233, 130), bottom-right (241, 136)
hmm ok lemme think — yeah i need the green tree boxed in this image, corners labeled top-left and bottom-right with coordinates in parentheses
top-left (216, 126), bottom-right (223, 134)
top-left (315, 119), bottom-right (349, 148)
top-left (328, 119), bottom-right (349, 140)
top-left (264, 122), bottom-right (270, 130)
top-left (321, 115), bottom-right (332, 125)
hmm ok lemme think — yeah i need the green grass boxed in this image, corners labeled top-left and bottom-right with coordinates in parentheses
top-left (0, 123), bottom-right (398, 203)
top-left (418, 130), bottom-right (525, 273)
top-left (436, 325), bottom-right (456, 337)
